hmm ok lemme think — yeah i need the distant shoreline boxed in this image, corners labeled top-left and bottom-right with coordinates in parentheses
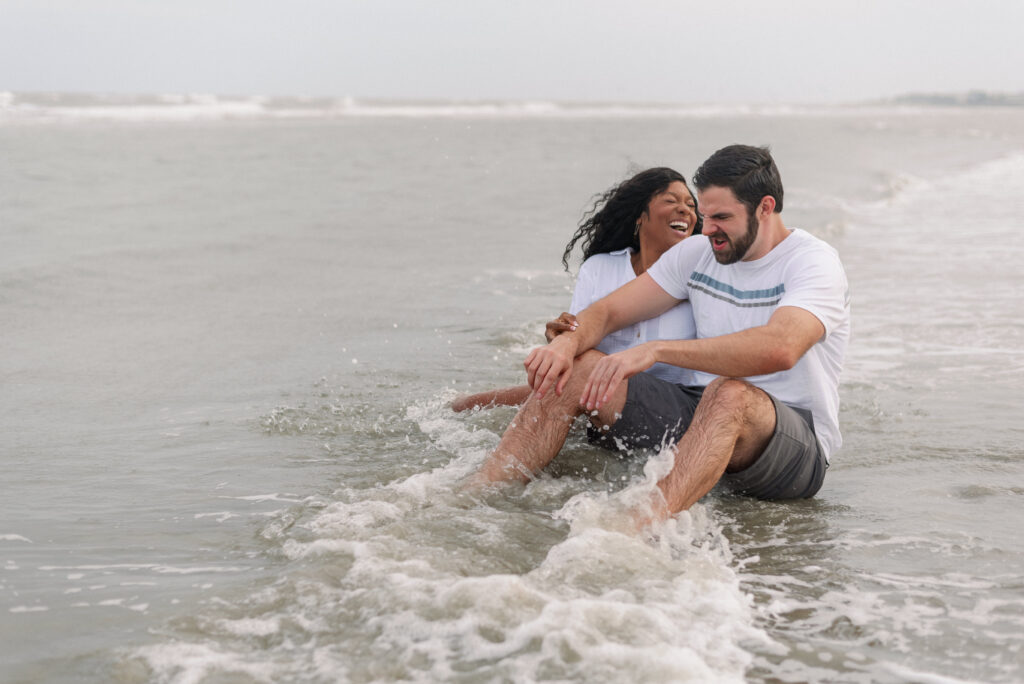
top-left (880, 90), bottom-right (1024, 107)
top-left (3, 91), bottom-right (1023, 125)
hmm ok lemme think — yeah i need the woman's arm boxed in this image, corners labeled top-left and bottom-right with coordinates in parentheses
top-left (450, 385), bottom-right (532, 412)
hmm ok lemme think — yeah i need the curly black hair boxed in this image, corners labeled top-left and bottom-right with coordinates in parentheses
top-left (561, 167), bottom-right (701, 271)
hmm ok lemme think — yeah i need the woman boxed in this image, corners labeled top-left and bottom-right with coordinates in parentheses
top-left (452, 167), bottom-right (701, 412)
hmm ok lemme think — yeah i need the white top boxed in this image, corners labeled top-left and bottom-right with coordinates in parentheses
top-left (570, 249), bottom-right (699, 386)
top-left (648, 230), bottom-right (850, 461)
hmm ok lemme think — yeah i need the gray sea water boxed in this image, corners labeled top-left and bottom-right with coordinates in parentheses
top-left (2, 94), bottom-right (1023, 683)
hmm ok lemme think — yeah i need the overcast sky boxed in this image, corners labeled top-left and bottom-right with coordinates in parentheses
top-left (2, 0), bottom-right (1021, 103)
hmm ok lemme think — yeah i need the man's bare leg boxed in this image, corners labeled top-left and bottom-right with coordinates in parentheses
top-left (470, 350), bottom-right (627, 485)
top-left (654, 377), bottom-right (777, 514)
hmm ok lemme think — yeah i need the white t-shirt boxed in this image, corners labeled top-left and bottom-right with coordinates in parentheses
top-left (570, 249), bottom-right (699, 386)
top-left (648, 230), bottom-right (850, 461)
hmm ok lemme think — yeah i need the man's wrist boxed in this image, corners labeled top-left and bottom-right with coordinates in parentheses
top-left (561, 333), bottom-right (581, 358)
top-left (649, 340), bottom-right (664, 366)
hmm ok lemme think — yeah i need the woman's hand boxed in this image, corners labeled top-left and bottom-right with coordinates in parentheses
top-left (544, 312), bottom-right (578, 342)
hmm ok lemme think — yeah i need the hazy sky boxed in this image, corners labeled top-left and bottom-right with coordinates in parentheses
top-left (2, 0), bottom-right (1021, 103)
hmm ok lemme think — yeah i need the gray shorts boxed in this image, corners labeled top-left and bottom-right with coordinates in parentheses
top-left (588, 372), bottom-right (827, 500)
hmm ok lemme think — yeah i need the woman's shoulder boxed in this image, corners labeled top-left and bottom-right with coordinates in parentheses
top-left (580, 248), bottom-right (632, 271)
top-left (579, 249), bottom-right (634, 283)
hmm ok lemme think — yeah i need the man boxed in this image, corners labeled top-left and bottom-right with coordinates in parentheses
top-left (471, 145), bottom-right (850, 517)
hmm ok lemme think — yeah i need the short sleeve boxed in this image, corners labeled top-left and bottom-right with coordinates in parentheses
top-left (779, 244), bottom-right (849, 336)
top-left (569, 259), bottom-right (598, 315)
top-left (647, 236), bottom-right (709, 300)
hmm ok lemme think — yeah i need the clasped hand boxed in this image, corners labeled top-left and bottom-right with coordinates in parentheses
top-left (525, 335), bottom-right (657, 410)
top-left (579, 345), bottom-right (656, 410)
top-left (525, 335), bottom-right (576, 399)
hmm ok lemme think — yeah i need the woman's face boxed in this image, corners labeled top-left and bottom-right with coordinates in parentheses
top-left (637, 181), bottom-right (698, 255)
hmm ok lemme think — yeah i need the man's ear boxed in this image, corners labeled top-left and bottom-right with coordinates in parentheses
top-left (759, 196), bottom-right (776, 217)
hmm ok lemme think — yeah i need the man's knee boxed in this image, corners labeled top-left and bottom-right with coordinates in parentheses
top-left (700, 377), bottom-right (768, 417)
top-left (696, 378), bottom-right (777, 473)
top-left (559, 349), bottom-right (605, 391)
top-left (574, 348), bottom-right (605, 367)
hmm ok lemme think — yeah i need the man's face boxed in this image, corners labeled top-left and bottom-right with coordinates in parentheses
top-left (696, 186), bottom-right (760, 264)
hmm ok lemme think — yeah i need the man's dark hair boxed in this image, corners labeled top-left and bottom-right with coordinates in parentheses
top-left (693, 145), bottom-right (784, 215)
top-left (562, 167), bottom-right (700, 271)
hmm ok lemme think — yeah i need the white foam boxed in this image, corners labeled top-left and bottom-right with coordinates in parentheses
top-left (214, 616), bottom-right (282, 638)
top-left (9, 605), bottom-right (49, 613)
top-left (221, 493), bottom-right (305, 503)
top-left (193, 511), bottom-right (240, 522)
top-left (863, 151), bottom-right (1024, 213)
top-left (259, 423), bottom-right (765, 681)
top-left (403, 395), bottom-right (500, 488)
top-left (134, 641), bottom-right (283, 684)
top-left (280, 536), bottom-right (367, 561)
top-left (307, 498), bottom-right (403, 533)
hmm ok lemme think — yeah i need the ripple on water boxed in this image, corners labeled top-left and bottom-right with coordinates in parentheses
top-left (729, 504), bottom-right (1024, 684)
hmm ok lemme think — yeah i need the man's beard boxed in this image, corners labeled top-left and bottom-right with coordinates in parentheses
top-left (713, 210), bottom-right (759, 265)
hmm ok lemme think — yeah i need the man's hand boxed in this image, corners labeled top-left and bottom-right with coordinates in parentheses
top-left (525, 334), bottom-right (578, 399)
top-left (580, 344), bottom-right (657, 411)
top-left (544, 312), bottom-right (578, 342)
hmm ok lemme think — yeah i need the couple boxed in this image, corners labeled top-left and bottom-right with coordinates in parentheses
top-left (460, 145), bottom-right (850, 519)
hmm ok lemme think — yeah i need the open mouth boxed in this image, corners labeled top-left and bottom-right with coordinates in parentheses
top-left (669, 221), bottom-right (689, 232)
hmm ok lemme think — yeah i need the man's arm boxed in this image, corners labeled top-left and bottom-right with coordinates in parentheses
top-left (526, 273), bottom-right (680, 398)
top-left (580, 306), bottom-right (825, 409)
top-left (655, 305), bottom-right (825, 376)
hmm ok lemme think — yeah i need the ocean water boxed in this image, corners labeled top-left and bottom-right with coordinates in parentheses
top-left (2, 94), bottom-right (1023, 683)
